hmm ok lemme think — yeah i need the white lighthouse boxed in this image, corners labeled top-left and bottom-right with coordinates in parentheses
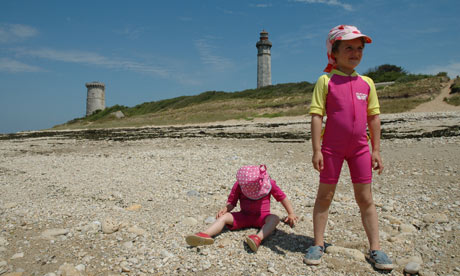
top-left (256, 30), bottom-right (272, 88)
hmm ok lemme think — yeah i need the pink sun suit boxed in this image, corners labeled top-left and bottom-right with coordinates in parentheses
top-left (310, 69), bottom-right (380, 184)
top-left (226, 179), bottom-right (286, 230)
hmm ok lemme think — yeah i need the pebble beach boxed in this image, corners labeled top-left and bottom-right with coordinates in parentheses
top-left (1, 111), bottom-right (459, 275)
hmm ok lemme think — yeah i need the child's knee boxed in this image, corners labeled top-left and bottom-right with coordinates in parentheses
top-left (217, 213), bottom-right (233, 223)
top-left (316, 194), bottom-right (334, 206)
top-left (266, 214), bottom-right (280, 225)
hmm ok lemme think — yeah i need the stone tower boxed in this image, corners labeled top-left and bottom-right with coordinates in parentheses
top-left (256, 30), bottom-right (272, 88)
top-left (85, 82), bottom-right (105, 116)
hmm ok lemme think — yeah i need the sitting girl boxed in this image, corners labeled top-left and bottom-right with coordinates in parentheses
top-left (186, 165), bottom-right (298, 252)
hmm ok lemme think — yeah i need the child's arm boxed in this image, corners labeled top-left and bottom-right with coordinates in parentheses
top-left (280, 198), bottom-right (298, 227)
top-left (216, 203), bottom-right (235, 218)
top-left (311, 114), bottom-right (324, 172)
top-left (368, 114), bottom-right (384, 174)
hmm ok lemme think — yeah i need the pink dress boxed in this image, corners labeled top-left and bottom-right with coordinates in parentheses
top-left (310, 69), bottom-right (380, 184)
top-left (226, 179), bottom-right (286, 230)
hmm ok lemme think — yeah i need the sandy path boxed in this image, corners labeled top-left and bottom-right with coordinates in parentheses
top-left (412, 79), bottom-right (460, 112)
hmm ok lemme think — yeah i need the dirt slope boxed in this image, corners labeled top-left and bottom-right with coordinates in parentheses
top-left (411, 79), bottom-right (460, 112)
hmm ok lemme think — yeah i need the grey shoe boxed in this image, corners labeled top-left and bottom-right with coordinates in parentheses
top-left (303, 245), bottom-right (324, 265)
top-left (367, 250), bottom-right (394, 270)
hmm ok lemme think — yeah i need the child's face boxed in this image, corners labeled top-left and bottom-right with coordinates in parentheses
top-left (333, 38), bottom-right (364, 73)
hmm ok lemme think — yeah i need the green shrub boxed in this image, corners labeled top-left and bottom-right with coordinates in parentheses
top-left (444, 95), bottom-right (460, 106)
top-left (395, 74), bottom-right (431, 83)
top-left (364, 64), bottom-right (407, 82)
top-left (450, 77), bottom-right (460, 94)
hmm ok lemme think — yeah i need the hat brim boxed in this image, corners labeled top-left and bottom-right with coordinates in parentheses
top-left (341, 33), bottom-right (372, 43)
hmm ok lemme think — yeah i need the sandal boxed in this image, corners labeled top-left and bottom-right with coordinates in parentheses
top-left (246, 234), bottom-right (262, 252)
top-left (185, 232), bottom-right (214, 246)
top-left (367, 250), bottom-right (394, 270)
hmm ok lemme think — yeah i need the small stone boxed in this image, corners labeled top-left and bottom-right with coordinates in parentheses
top-left (125, 204), bottom-right (142, 211)
top-left (0, 237), bottom-right (8, 246)
top-left (218, 237), bottom-right (232, 247)
top-left (404, 262), bottom-right (421, 274)
top-left (101, 217), bottom-right (120, 234)
top-left (187, 190), bottom-right (200, 197)
top-left (183, 217), bottom-right (198, 226)
top-left (120, 261), bottom-right (131, 272)
top-left (399, 224), bottom-right (417, 233)
top-left (41, 228), bottom-right (70, 239)
top-left (10, 252), bottom-right (24, 260)
top-left (58, 263), bottom-right (80, 276)
top-left (75, 264), bottom-right (85, 272)
top-left (423, 213), bottom-right (448, 223)
top-left (205, 216), bottom-right (216, 224)
top-left (325, 245), bottom-right (365, 261)
top-left (127, 226), bottom-right (146, 236)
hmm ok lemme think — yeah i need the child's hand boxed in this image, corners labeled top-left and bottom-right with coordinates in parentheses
top-left (372, 151), bottom-right (384, 174)
top-left (312, 151), bottom-right (324, 172)
top-left (216, 207), bottom-right (228, 218)
top-left (283, 214), bottom-right (298, 228)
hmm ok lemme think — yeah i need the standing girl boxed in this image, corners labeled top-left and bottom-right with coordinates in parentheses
top-left (304, 25), bottom-right (393, 271)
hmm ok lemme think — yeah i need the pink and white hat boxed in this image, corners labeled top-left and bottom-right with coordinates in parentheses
top-left (324, 24), bottom-right (372, 73)
top-left (236, 165), bottom-right (272, 200)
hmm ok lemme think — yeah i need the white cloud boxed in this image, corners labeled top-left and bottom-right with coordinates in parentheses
top-left (252, 3), bottom-right (272, 8)
top-left (194, 38), bottom-right (233, 71)
top-left (0, 24), bottom-right (38, 43)
top-left (421, 62), bottom-right (460, 78)
top-left (14, 48), bottom-right (170, 77)
top-left (114, 25), bottom-right (145, 40)
top-left (0, 58), bottom-right (42, 73)
top-left (292, 0), bottom-right (353, 11)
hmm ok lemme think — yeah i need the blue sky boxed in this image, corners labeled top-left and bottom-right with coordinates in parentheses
top-left (1, 0), bottom-right (459, 134)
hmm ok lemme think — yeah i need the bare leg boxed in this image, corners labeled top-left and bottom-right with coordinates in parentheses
top-left (202, 213), bottom-right (234, 237)
top-left (353, 183), bottom-right (380, 250)
top-left (256, 214), bottom-right (280, 240)
top-left (312, 183), bottom-right (337, 246)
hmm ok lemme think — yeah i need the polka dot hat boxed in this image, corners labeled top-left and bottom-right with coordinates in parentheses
top-left (236, 165), bottom-right (272, 200)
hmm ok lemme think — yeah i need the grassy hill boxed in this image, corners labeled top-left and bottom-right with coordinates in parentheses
top-left (53, 73), bottom-right (451, 130)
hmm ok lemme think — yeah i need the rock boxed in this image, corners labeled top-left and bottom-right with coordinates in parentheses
top-left (383, 214), bottom-right (402, 224)
top-left (75, 264), bottom-right (85, 272)
top-left (218, 237), bottom-right (232, 247)
top-left (419, 270), bottom-right (436, 276)
top-left (404, 262), bottom-right (421, 274)
top-left (127, 226), bottom-right (146, 236)
top-left (0, 237), bottom-right (8, 246)
top-left (111, 111), bottom-right (125, 119)
top-left (58, 263), bottom-right (81, 276)
top-left (125, 204), bottom-right (142, 211)
top-left (205, 216), bottom-right (216, 224)
top-left (187, 190), bottom-right (200, 197)
top-left (10, 252), bottom-right (24, 259)
top-left (396, 255), bottom-right (424, 266)
top-left (183, 217), bottom-right (198, 226)
top-left (41, 228), bottom-right (70, 239)
top-left (423, 213), bottom-right (448, 223)
top-left (3, 273), bottom-right (23, 276)
top-left (325, 245), bottom-right (365, 262)
top-left (120, 261), bottom-right (131, 272)
top-left (101, 217), bottom-right (120, 234)
top-left (399, 224), bottom-right (417, 233)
